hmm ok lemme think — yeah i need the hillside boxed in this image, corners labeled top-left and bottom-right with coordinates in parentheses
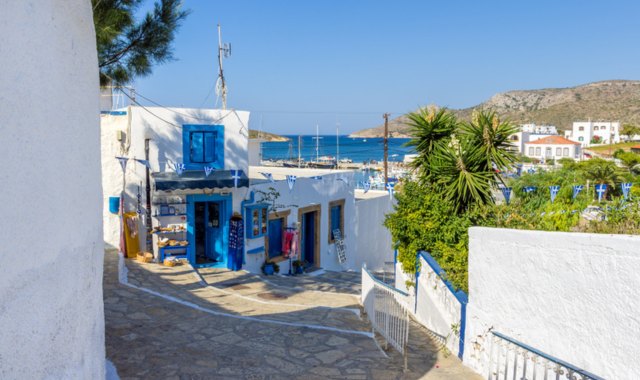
top-left (248, 129), bottom-right (289, 142)
top-left (351, 80), bottom-right (640, 138)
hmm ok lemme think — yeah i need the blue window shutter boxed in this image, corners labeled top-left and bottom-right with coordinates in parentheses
top-left (203, 132), bottom-right (216, 162)
top-left (190, 132), bottom-right (204, 162)
top-left (330, 205), bottom-right (341, 239)
top-left (268, 218), bottom-right (283, 259)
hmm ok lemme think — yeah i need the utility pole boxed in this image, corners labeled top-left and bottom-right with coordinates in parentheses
top-left (217, 24), bottom-right (231, 109)
top-left (383, 113), bottom-right (390, 188)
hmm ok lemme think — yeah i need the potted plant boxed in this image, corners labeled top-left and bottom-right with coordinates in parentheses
top-left (292, 260), bottom-right (304, 275)
top-left (261, 259), bottom-right (279, 275)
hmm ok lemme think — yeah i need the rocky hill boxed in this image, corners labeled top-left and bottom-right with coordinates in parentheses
top-left (351, 80), bottom-right (640, 137)
top-left (248, 129), bottom-right (289, 142)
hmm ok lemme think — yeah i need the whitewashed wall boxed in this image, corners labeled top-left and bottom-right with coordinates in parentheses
top-left (0, 1), bottom-right (105, 378)
top-left (245, 170), bottom-right (356, 273)
top-left (353, 191), bottom-right (395, 271)
top-left (101, 107), bottom-right (250, 250)
top-left (464, 227), bottom-right (640, 379)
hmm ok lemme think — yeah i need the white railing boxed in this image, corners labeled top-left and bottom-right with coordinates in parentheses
top-left (361, 266), bottom-right (411, 369)
top-left (487, 331), bottom-right (605, 380)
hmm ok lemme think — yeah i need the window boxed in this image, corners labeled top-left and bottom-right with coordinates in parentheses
top-left (528, 147), bottom-right (534, 156)
top-left (578, 137), bottom-right (584, 142)
top-left (563, 148), bottom-right (569, 156)
top-left (245, 204), bottom-right (269, 239)
top-left (511, 135), bottom-right (519, 141)
top-left (535, 147), bottom-right (541, 156)
top-left (182, 124), bottom-right (224, 169)
top-left (594, 126), bottom-right (599, 131)
top-left (545, 147), bottom-right (552, 157)
top-left (578, 126), bottom-right (584, 131)
top-left (328, 199), bottom-right (345, 243)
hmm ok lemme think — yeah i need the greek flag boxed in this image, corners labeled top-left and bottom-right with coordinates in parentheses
top-left (549, 185), bottom-right (560, 203)
top-left (595, 183), bottom-right (607, 202)
top-left (387, 182), bottom-right (395, 199)
top-left (231, 170), bottom-right (243, 188)
top-left (363, 181), bottom-right (371, 194)
top-left (527, 168), bottom-right (536, 174)
top-left (286, 175), bottom-right (297, 191)
top-left (173, 162), bottom-right (185, 175)
top-left (260, 172), bottom-right (274, 183)
top-left (204, 166), bottom-right (214, 177)
top-left (572, 185), bottom-right (584, 200)
top-left (621, 182), bottom-right (633, 200)
top-left (500, 187), bottom-right (512, 204)
top-left (524, 186), bottom-right (537, 193)
top-left (135, 159), bottom-right (151, 169)
top-left (116, 156), bottom-right (128, 172)
top-left (516, 165), bottom-right (523, 176)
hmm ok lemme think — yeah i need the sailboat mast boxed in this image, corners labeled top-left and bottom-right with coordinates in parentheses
top-left (336, 122), bottom-right (340, 169)
top-left (298, 135), bottom-right (302, 168)
top-left (316, 124), bottom-right (319, 163)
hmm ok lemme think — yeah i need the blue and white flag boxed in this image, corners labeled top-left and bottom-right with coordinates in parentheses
top-left (595, 183), bottom-right (607, 202)
top-left (549, 185), bottom-right (560, 203)
top-left (286, 175), bottom-right (297, 191)
top-left (231, 170), bottom-right (243, 188)
top-left (527, 168), bottom-right (536, 174)
top-left (116, 156), bottom-right (128, 172)
top-left (500, 187), bottom-right (512, 204)
top-left (524, 186), bottom-right (537, 194)
top-left (621, 182), bottom-right (633, 200)
top-left (311, 176), bottom-right (323, 181)
top-left (363, 181), bottom-right (371, 194)
top-left (135, 159), bottom-right (151, 169)
top-left (572, 185), bottom-right (584, 200)
top-left (204, 166), bottom-right (214, 177)
top-left (260, 172), bottom-right (274, 183)
top-left (516, 165), bottom-right (523, 176)
top-left (386, 182), bottom-right (395, 199)
top-left (173, 162), bottom-right (185, 175)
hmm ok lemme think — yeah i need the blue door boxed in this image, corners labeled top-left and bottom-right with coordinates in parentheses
top-left (268, 218), bottom-right (283, 259)
top-left (193, 201), bottom-right (224, 265)
top-left (301, 211), bottom-right (316, 266)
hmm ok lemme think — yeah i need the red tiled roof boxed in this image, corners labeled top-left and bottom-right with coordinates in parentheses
top-left (632, 145), bottom-right (640, 149)
top-left (526, 135), bottom-right (580, 145)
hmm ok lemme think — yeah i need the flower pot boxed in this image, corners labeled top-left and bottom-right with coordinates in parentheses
top-left (295, 266), bottom-right (304, 275)
top-left (263, 263), bottom-right (275, 275)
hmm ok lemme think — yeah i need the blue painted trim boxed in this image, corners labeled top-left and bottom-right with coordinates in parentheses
top-left (182, 124), bottom-right (225, 170)
top-left (363, 267), bottom-right (409, 297)
top-left (414, 253), bottom-right (420, 314)
top-left (491, 331), bottom-right (605, 380)
top-left (186, 193), bottom-right (232, 268)
top-left (417, 250), bottom-right (469, 359)
top-left (100, 110), bottom-right (127, 115)
top-left (247, 246), bottom-right (265, 255)
top-left (244, 203), bottom-right (269, 239)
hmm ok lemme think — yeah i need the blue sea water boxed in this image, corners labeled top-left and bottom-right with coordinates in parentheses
top-left (261, 135), bottom-right (414, 164)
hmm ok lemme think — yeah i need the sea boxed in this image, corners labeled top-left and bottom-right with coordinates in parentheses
top-left (261, 135), bottom-right (414, 164)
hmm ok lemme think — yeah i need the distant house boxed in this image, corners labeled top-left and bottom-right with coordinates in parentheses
top-left (508, 124), bottom-right (559, 154)
top-left (565, 121), bottom-right (620, 147)
top-left (631, 145), bottom-right (640, 154)
top-left (524, 135), bottom-right (582, 161)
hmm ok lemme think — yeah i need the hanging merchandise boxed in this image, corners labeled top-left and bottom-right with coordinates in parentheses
top-left (228, 214), bottom-right (244, 271)
top-left (260, 172), bottom-right (274, 183)
top-left (363, 181), bottom-right (371, 194)
top-left (500, 187), bottom-right (512, 204)
top-left (572, 185), bottom-right (584, 200)
top-left (204, 166), bottom-right (214, 177)
top-left (173, 162), bottom-right (185, 175)
top-left (287, 175), bottom-right (297, 191)
top-left (231, 170), bottom-right (243, 188)
top-left (595, 184), bottom-right (607, 202)
top-left (136, 184), bottom-right (143, 214)
top-left (549, 185), bottom-right (560, 203)
top-left (621, 183), bottom-right (633, 200)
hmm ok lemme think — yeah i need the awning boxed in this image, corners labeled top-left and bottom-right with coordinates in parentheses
top-left (152, 170), bottom-right (249, 191)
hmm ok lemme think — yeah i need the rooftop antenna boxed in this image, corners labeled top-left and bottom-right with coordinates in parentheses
top-left (217, 24), bottom-right (231, 109)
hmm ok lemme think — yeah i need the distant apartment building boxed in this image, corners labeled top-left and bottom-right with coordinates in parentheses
top-left (509, 124), bottom-right (558, 154)
top-left (524, 135), bottom-right (582, 161)
top-left (564, 121), bottom-right (620, 147)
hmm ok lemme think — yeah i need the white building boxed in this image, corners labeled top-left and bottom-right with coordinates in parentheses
top-left (565, 120), bottom-right (620, 147)
top-left (523, 135), bottom-right (582, 161)
top-left (521, 123), bottom-right (558, 135)
top-left (101, 107), bottom-right (393, 275)
top-left (1, 1), bottom-right (106, 378)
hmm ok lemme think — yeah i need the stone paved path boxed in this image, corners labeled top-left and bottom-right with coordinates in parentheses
top-left (104, 250), bottom-right (481, 379)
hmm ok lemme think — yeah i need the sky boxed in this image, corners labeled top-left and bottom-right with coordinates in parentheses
top-left (132, 0), bottom-right (640, 135)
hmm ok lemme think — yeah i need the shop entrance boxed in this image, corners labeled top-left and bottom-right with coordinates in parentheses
top-left (187, 194), bottom-right (231, 268)
top-left (298, 205), bottom-right (320, 268)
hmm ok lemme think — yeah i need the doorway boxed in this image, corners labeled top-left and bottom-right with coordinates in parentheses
top-left (187, 194), bottom-right (231, 268)
top-left (298, 205), bottom-right (320, 268)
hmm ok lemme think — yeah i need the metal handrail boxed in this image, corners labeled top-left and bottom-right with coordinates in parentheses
top-left (491, 331), bottom-right (605, 380)
top-left (363, 266), bottom-right (409, 297)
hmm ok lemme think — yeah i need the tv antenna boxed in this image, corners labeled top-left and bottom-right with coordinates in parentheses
top-left (217, 24), bottom-right (231, 109)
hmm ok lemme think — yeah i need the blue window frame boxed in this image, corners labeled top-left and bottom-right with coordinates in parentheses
top-left (245, 204), bottom-right (269, 239)
top-left (182, 124), bottom-right (224, 170)
top-left (328, 199), bottom-right (345, 243)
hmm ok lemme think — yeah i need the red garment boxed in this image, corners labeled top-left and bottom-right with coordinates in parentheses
top-left (283, 230), bottom-right (294, 257)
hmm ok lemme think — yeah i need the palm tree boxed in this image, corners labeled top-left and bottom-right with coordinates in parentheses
top-left (585, 160), bottom-right (622, 200)
top-left (404, 107), bottom-right (458, 180)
